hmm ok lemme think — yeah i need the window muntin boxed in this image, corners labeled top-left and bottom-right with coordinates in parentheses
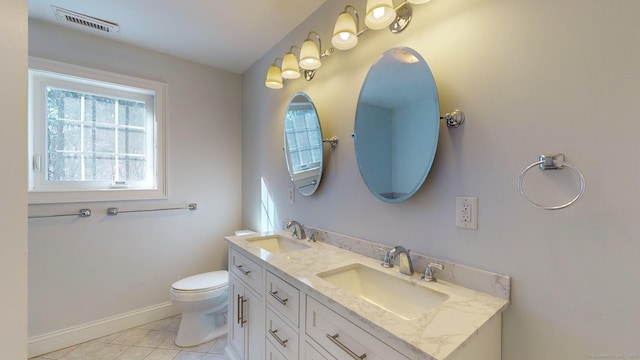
top-left (43, 86), bottom-right (152, 186)
top-left (28, 57), bottom-right (166, 203)
top-left (284, 106), bottom-right (322, 175)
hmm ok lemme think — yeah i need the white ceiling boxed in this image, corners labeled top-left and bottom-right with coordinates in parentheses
top-left (28, 0), bottom-right (327, 74)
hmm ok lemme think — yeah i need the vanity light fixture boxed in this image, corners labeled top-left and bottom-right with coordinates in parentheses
top-left (264, 1), bottom-right (433, 89)
top-left (299, 31), bottom-right (324, 70)
top-left (281, 46), bottom-right (301, 79)
top-left (365, 0), bottom-right (396, 30)
top-left (331, 5), bottom-right (360, 51)
top-left (265, 58), bottom-right (284, 89)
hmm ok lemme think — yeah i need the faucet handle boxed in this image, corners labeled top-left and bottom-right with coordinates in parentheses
top-left (285, 220), bottom-right (306, 240)
top-left (421, 263), bottom-right (444, 282)
top-left (378, 247), bottom-right (394, 268)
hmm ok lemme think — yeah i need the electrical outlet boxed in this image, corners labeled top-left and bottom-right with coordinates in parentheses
top-left (456, 196), bottom-right (478, 229)
top-left (288, 186), bottom-right (295, 204)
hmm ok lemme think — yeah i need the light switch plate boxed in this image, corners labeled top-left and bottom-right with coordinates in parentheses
top-left (288, 186), bottom-right (295, 204)
top-left (456, 196), bottom-right (478, 230)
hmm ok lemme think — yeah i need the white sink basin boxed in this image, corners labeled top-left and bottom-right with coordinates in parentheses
top-left (317, 263), bottom-right (449, 320)
top-left (245, 235), bottom-right (310, 254)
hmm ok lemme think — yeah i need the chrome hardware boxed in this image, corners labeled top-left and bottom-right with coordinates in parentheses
top-left (517, 153), bottom-right (586, 210)
top-left (237, 295), bottom-right (247, 327)
top-left (441, 109), bottom-right (465, 128)
top-left (268, 290), bottom-right (289, 305)
top-left (269, 329), bottom-right (289, 348)
top-left (236, 294), bottom-right (241, 324)
top-left (379, 247), bottom-right (394, 268)
top-left (389, 2), bottom-right (412, 34)
top-left (422, 263), bottom-right (444, 282)
top-left (323, 136), bottom-right (339, 149)
top-left (28, 208), bottom-right (92, 219)
top-left (106, 203), bottom-right (197, 216)
top-left (326, 333), bottom-right (367, 360)
top-left (235, 265), bottom-right (251, 276)
top-left (393, 246), bottom-right (414, 275)
top-left (286, 220), bottom-right (306, 240)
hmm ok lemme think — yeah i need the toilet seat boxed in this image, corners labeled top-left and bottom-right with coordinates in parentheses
top-left (171, 271), bottom-right (228, 291)
top-left (171, 271), bottom-right (228, 302)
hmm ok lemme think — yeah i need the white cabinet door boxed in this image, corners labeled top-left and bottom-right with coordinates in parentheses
top-left (227, 274), bottom-right (245, 360)
top-left (227, 273), bottom-right (265, 360)
top-left (244, 284), bottom-right (264, 360)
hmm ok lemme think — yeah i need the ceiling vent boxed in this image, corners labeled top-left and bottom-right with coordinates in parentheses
top-left (51, 6), bottom-right (120, 33)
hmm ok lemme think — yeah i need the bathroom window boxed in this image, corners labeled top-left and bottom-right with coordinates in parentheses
top-left (28, 57), bottom-right (167, 204)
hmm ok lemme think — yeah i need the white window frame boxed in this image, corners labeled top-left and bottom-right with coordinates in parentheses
top-left (28, 57), bottom-right (167, 204)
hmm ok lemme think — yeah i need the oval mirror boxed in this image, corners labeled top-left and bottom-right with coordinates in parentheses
top-left (284, 92), bottom-right (324, 196)
top-left (354, 47), bottom-right (440, 203)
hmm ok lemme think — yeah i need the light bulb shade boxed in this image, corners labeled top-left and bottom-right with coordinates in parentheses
top-left (332, 12), bottom-right (358, 50)
top-left (365, 0), bottom-right (396, 30)
top-left (281, 52), bottom-right (301, 79)
top-left (407, 0), bottom-right (431, 3)
top-left (299, 39), bottom-right (321, 70)
top-left (265, 64), bottom-right (283, 89)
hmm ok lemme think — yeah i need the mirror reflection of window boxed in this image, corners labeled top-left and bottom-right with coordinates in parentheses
top-left (283, 93), bottom-right (324, 196)
top-left (284, 103), bottom-right (322, 174)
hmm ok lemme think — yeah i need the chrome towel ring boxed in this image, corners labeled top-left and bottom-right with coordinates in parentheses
top-left (517, 154), bottom-right (585, 210)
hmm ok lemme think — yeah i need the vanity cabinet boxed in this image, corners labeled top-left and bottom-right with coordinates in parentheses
top-left (226, 249), bottom-right (265, 360)
top-left (227, 244), bottom-right (411, 360)
top-left (226, 235), bottom-right (508, 360)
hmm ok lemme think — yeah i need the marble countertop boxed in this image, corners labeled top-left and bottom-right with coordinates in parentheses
top-left (226, 230), bottom-right (509, 360)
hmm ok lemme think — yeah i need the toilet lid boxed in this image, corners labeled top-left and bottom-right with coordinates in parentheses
top-left (171, 271), bottom-right (228, 291)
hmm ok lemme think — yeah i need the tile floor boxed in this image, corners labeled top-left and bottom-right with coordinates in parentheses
top-left (30, 315), bottom-right (227, 360)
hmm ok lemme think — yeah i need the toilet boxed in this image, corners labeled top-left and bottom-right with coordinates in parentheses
top-left (170, 270), bottom-right (229, 347)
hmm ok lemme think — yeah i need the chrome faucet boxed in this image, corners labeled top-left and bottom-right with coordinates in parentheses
top-left (286, 220), bottom-right (306, 240)
top-left (392, 246), bottom-right (414, 276)
top-left (421, 263), bottom-right (444, 282)
top-left (380, 247), bottom-right (394, 268)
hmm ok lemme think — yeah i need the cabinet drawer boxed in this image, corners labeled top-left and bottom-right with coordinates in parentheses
top-left (266, 271), bottom-right (300, 326)
top-left (266, 340), bottom-right (288, 360)
top-left (229, 248), bottom-right (263, 294)
top-left (306, 296), bottom-right (409, 360)
top-left (304, 341), bottom-right (332, 360)
top-left (267, 308), bottom-right (299, 360)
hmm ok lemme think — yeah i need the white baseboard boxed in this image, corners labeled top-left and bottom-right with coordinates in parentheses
top-left (28, 302), bottom-right (179, 358)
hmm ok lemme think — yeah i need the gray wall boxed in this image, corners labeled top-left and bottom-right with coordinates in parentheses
top-left (28, 20), bottom-right (242, 337)
top-left (242, 0), bottom-right (640, 359)
top-left (0, 0), bottom-right (28, 358)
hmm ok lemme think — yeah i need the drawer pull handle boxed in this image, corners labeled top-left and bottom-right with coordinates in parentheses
top-left (236, 294), bottom-right (242, 324)
top-left (268, 290), bottom-right (289, 305)
top-left (326, 333), bottom-right (367, 360)
top-left (235, 265), bottom-right (251, 276)
top-left (269, 329), bottom-right (288, 348)
top-left (237, 295), bottom-right (247, 328)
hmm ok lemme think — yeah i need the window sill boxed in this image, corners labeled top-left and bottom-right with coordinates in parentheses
top-left (28, 188), bottom-right (167, 204)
